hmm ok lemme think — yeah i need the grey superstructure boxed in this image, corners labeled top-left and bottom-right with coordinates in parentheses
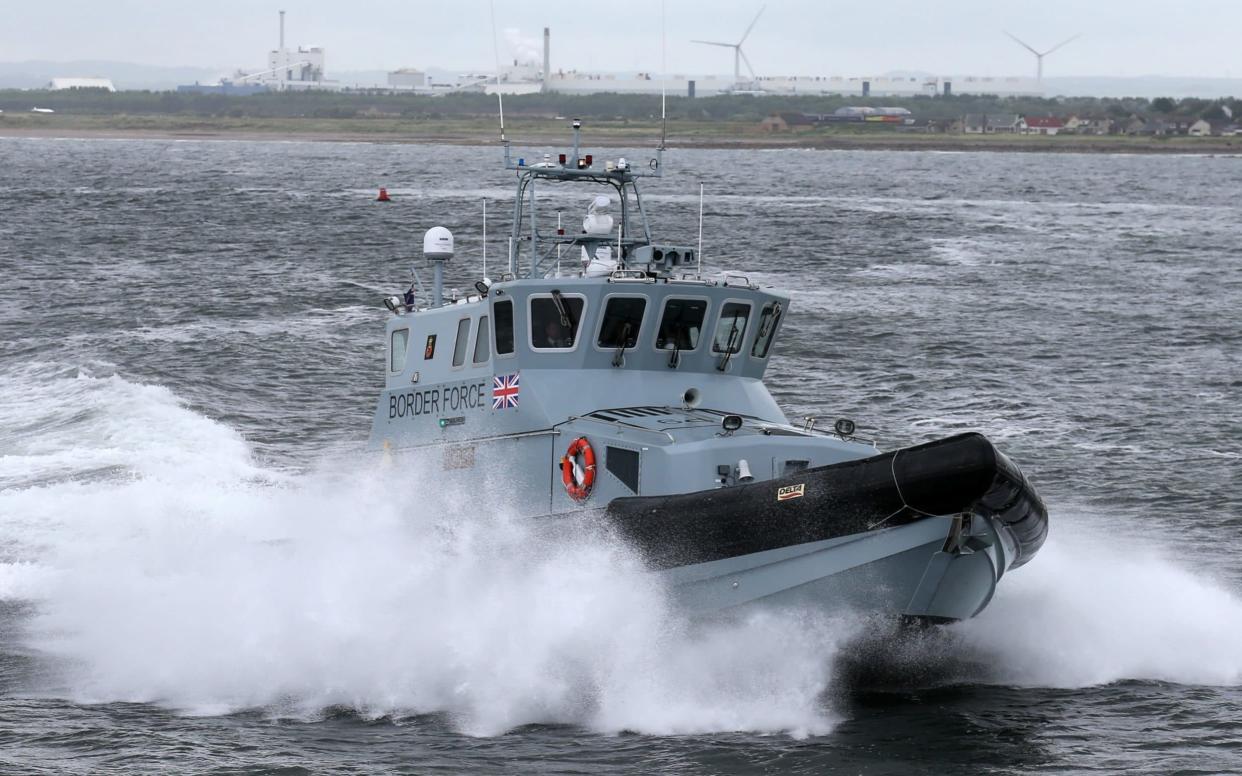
top-left (369, 122), bottom-right (1047, 622)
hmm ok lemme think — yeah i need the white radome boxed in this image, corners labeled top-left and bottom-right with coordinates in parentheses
top-left (423, 226), bottom-right (454, 261)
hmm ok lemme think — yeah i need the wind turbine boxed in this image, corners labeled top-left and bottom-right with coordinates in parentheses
top-left (1005, 31), bottom-right (1080, 83)
top-left (693, 5), bottom-right (766, 90)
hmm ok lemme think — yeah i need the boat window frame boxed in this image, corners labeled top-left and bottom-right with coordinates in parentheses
top-left (651, 295), bottom-right (711, 354)
top-left (473, 314), bottom-right (491, 364)
top-left (451, 317), bottom-right (472, 369)
top-left (750, 301), bottom-right (784, 360)
top-left (710, 299), bottom-right (755, 356)
top-left (592, 293), bottom-right (650, 352)
top-left (526, 292), bottom-right (589, 353)
top-left (493, 298), bottom-right (516, 358)
top-left (390, 327), bottom-right (410, 373)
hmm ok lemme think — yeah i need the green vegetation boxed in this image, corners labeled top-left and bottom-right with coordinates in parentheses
top-left (3, 90), bottom-right (1239, 153)
top-left (2, 88), bottom-right (1239, 123)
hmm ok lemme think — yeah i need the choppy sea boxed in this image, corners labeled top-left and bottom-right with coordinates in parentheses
top-left (1, 137), bottom-right (1239, 774)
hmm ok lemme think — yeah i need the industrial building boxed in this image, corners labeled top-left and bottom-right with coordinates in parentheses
top-left (387, 27), bottom-right (1043, 98)
top-left (256, 12), bottom-right (331, 91)
top-left (387, 68), bottom-right (428, 90)
top-left (178, 10), bottom-right (337, 94)
top-left (178, 14), bottom-right (1043, 99)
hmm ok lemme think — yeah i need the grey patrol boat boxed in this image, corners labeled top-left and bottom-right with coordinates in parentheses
top-left (371, 121), bottom-right (1047, 622)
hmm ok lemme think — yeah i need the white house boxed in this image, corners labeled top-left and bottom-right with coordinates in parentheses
top-left (48, 77), bottom-right (115, 92)
top-left (1188, 119), bottom-right (1221, 137)
top-left (1022, 116), bottom-right (1066, 135)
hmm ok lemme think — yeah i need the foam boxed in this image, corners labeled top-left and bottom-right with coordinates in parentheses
top-left (954, 519), bottom-right (1242, 688)
top-left (4, 366), bottom-right (1240, 739)
top-left (0, 367), bottom-right (843, 737)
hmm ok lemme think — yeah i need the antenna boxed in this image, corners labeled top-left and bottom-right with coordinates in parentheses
top-left (1004, 31), bottom-right (1080, 83)
top-left (692, 5), bottom-right (765, 91)
top-left (660, 0), bottom-right (667, 150)
top-left (489, 1), bottom-right (507, 143)
top-left (482, 198), bottom-right (488, 280)
top-left (697, 183), bottom-right (704, 276)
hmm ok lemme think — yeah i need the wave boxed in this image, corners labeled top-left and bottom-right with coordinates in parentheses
top-left (2, 365), bottom-right (1239, 738)
top-left (0, 365), bottom-right (844, 737)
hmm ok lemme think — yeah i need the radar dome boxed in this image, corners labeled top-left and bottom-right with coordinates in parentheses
top-left (423, 226), bottom-right (454, 261)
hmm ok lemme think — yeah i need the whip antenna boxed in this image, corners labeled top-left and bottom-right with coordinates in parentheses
top-left (482, 198), bottom-right (488, 280)
top-left (489, 0), bottom-right (507, 143)
top-left (697, 183), bottom-right (704, 276)
top-left (660, 0), bottom-right (667, 149)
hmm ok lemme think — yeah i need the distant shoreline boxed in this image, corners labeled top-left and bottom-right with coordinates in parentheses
top-left (3, 115), bottom-right (1241, 155)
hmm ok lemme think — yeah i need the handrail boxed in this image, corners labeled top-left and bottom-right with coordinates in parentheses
top-left (383, 427), bottom-right (560, 452)
top-left (568, 413), bottom-right (677, 442)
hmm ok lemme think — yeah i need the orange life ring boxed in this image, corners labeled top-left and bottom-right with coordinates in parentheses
top-left (561, 437), bottom-right (597, 502)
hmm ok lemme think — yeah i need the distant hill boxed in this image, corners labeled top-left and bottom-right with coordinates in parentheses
top-left (0, 60), bottom-right (226, 91)
top-left (1044, 75), bottom-right (1242, 99)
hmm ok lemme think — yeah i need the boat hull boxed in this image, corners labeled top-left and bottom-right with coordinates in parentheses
top-left (604, 433), bottom-right (1047, 620)
top-left (661, 514), bottom-right (1010, 620)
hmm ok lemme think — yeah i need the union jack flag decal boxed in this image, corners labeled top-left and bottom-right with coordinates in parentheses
top-left (492, 372), bottom-right (520, 410)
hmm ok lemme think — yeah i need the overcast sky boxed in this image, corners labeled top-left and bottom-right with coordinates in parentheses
top-left (2, 0), bottom-right (1240, 79)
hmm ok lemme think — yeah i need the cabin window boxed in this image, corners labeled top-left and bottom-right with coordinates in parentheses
top-left (656, 298), bottom-right (708, 350)
top-left (711, 302), bottom-right (751, 354)
top-left (530, 295), bottom-right (585, 349)
top-left (751, 302), bottom-right (783, 358)
top-left (494, 300), bottom-right (514, 355)
top-left (452, 318), bottom-right (471, 367)
top-left (473, 315), bottom-right (490, 363)
top-left (597, 297), bottom-right (646, 348)
top-left (606, 446), bottom-right (640, 493)
top-left (390, 328), bottom-right (409, 373)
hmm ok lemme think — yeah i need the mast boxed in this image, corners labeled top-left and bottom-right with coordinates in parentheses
top-left (502, 119), bottom-right (665, 280)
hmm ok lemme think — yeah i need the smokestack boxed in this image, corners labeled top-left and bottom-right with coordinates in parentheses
top-left (279, 10), bottom-right (286, 51)
top-left (542, 27), bottom-right (550, 93)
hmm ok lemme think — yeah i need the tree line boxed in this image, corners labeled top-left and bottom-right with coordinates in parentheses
top-left (1, 89), bottom-right (1238, 122)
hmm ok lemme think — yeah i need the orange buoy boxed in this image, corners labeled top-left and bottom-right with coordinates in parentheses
top-left (376, 187), bottom-right (391, 202)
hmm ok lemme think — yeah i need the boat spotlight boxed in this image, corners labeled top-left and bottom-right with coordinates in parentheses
top-left (722, 415), bottom-right (743, 433)
top-left (474, 280), bottom-right (490, 296)
top-left (383, 296), bottom-right (401, 313)
top-left (834, 418), bottom-right (856, 438)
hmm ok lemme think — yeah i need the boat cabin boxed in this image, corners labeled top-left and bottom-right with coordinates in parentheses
top-left (370, 122), bottom-right (870, 516)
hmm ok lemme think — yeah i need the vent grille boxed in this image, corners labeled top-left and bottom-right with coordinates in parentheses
top-left (590, 406), bottom-right (673, 422)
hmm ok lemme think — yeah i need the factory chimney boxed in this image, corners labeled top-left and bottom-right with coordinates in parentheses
top-left (542, 27), bottom-right (551, 93)
top-left (279, 10), bottom-right (286, 52)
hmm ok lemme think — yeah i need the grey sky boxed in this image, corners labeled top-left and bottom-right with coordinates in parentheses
top-left (2, 0), bottom-right (1239, 79)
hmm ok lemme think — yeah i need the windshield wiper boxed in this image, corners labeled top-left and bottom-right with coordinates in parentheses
top-left (612, 322), bottom-right (633, 367)
top-left (717, 318), bottom-right (740, 372)
top-left (550, 289), bottom-right (573, 328)
top-left (757, 302), bottom-right (782, 339)
top-left (665, 308), bottom-right (688, 368)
